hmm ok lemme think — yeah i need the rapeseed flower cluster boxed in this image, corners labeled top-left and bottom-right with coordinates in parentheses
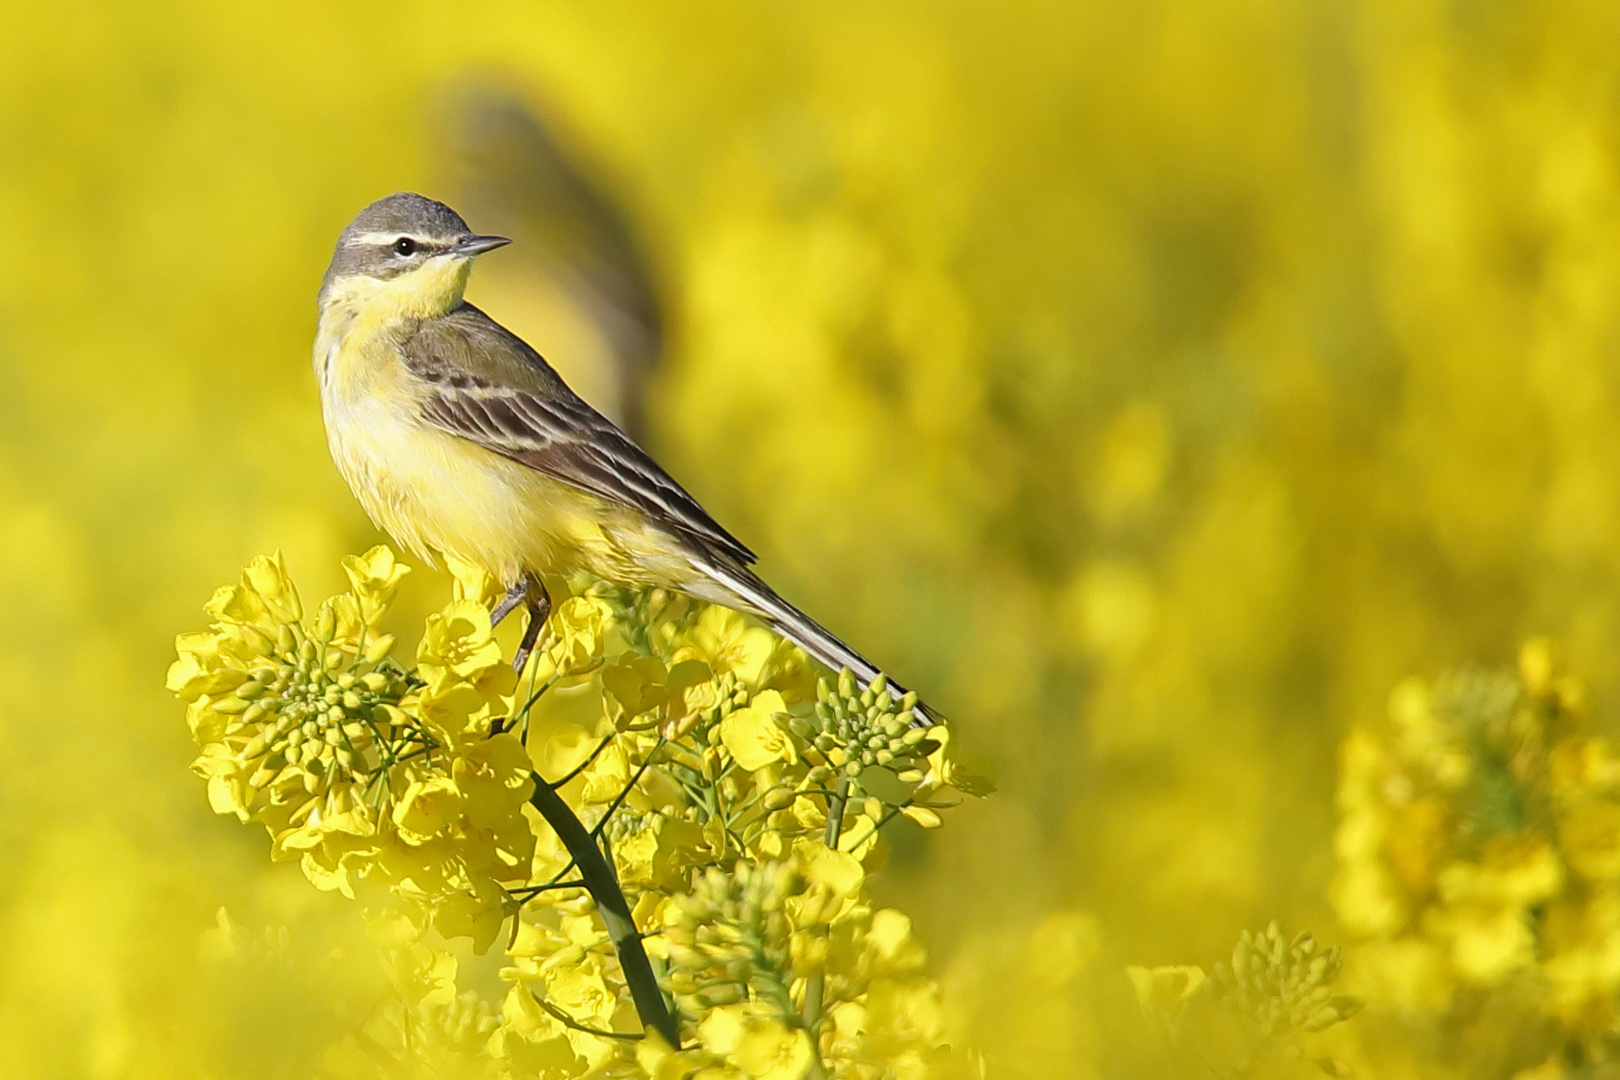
top-left (1129, 922), bottom-right (1361, 1078)
top-left (1332, 641), bottom-right (1620, 1069)
top-left (1212, 924), bottom-right (1361, 1040)
top-left (170, 548), bottom-right (536, 946)
top-left (173, 550), bottom-right (974, 1079)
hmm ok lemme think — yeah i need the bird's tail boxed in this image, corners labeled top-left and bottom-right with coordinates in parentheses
top-left (695, 558), bottom-right (939, 725)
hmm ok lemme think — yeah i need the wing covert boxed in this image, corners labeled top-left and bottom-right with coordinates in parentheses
top-left (404, 306), bottom-right (756, 565)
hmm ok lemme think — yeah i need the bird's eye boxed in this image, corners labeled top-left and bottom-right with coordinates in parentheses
top-left (392, 237), bottom-right (417, 256)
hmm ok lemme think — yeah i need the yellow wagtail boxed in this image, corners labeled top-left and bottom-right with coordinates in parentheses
top-left (315, 192), bottom-right (931, 715)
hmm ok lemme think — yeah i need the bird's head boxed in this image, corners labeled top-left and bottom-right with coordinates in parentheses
top-left (318, 192), bottom-right (510, 318)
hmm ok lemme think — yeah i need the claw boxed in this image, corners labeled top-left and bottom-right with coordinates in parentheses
top-left (510, 578), bottom-right (553, 672)
top-left (491, 579), bottom-right (528, 626)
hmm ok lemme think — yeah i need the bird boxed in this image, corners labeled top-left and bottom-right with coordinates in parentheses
top-left (313, 192), bottom-right (932, 718)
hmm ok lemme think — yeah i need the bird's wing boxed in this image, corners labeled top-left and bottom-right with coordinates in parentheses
top-left (402, 304), bottom-right (756, 565)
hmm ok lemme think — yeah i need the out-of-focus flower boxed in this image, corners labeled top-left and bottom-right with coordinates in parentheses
top-left (1127, 964), bottom-right (1206, 1019)
top-left (1213, 922), bottom-right (1362, 1038)
top-left (1331, 643), bottom-right (1620, 1057)
top-left (1130, 924), bottom-right (1360, 1077)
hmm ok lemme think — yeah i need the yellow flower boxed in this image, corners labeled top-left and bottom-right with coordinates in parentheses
top-left (418, 599), bottom-right (504, 685)
top-left (241, 551), bottom-right (303, 626)
top-left (599, 810), bottom-right (707, 890)
top-left (862, 977), bottom-right (944, 1070)
top-left (433, 879), bottom-right (510, 954)
top-left (1438, 833), bottom-right (1564, 908)
top-left (167, 631), bottom-right (249, 699)
top-left (178, 551), bottom-right (958, 1076)
top-left (545, 596), bottom-right (615, 676)
top-left (719, 690), bottom-right (795, 771)
top-left (658, 660), bottom-right (724, 736)
top-left (675, 606), bottom-right (776, 685)
top-left (392, 777), bottom-right (466, 845)
top-left (1549, 736), bottom-right (1620, 799)
top-left (453, 733), bottom-right (536, 827)
top-left (1561, 800), bottom-right (1620, 881)
top-left (602, 653), bottom-right (672, 723)
top-left (1543, 890), bottom-right (1620, 1031)
top-left (173, 553), bottom-right (423, 849)
top-left (444, 550), bottom-right (501, 607)
top-left (546, 956), bottom-right (617, 1029)
top-left (274, 808), bottom-right (380, 898)
top-left (578, 741), bottom-right (631, 804)
top-left (340, 544), bottom-right (410, 625)
top-left (865, 909), bottom-right (927, 975)
top-left (792, 838), bottom-right (863, 900)
top-left (1435, 901), bottom-right (1537, 985)
top-left (698, 1005), bottom-right (811, 1080)
top-left (635, 1029), bottom-right (716, 1080)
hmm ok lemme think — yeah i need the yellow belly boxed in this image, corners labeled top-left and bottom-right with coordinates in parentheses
top-left (315, 324), bottom-right (694, 590)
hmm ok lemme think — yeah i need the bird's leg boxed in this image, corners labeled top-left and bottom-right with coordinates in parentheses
top-left (491, 579), bottom-right (528, 627)
top-left (511, 577), bottom-right (553, 673)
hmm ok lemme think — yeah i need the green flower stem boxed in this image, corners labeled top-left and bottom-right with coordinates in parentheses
top-left (527, 773), bottom-right (680, 1049)
top-left (532, 992), bottom-right (643, 1042)
top-left (801, 775), bottom-right (850, 1080)
top-left (550, 733), bottom-right (615, 789)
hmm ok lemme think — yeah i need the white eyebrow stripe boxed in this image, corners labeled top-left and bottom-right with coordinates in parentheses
top-left (346, 231), bottom-right (444, 248)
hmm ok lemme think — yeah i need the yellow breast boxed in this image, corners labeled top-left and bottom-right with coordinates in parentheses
top-left (311, 305), bottom-right (682, 590)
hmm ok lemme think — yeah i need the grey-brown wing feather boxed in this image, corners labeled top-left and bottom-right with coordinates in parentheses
top-left (403, 304), bottom-right (755, 565)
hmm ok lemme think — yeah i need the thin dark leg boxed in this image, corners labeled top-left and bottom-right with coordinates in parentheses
top-left (491, 579), bottom-right (528, 627)
top-left (511, 577), bottom-right (553, 673)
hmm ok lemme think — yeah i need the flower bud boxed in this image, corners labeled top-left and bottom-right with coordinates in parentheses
top-left (211, 694), bottom-right (251, 715)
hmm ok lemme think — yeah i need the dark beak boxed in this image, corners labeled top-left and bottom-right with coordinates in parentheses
top-left (452, 234), bottom-right (512, 256)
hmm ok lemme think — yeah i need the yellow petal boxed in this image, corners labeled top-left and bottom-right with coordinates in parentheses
top-left (243, 552), bottom-right (302, 623)
top-left (793, 837), bottom-right (864, 898)
top-left (718, 692), bottom-right (793, 772)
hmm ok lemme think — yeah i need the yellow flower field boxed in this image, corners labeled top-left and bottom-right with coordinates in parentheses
top-left (5, 1), bottom-right (1620, 1076)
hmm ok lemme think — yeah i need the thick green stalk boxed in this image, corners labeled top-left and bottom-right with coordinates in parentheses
top-left (528, 775), bottom-right (680, 1048)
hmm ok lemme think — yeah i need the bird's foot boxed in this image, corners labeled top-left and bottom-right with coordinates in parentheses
top-left (510, 578), bottom-right (553, 673)
top-left (491, 579), bottom-right (528, 626)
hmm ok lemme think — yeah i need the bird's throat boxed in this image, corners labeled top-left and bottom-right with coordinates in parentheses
top-left (321, 257), bottom-right (473, 324)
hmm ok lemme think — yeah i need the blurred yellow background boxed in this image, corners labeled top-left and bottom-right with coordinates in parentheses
top-left (3, 0), bottom-right (1619, 1076)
